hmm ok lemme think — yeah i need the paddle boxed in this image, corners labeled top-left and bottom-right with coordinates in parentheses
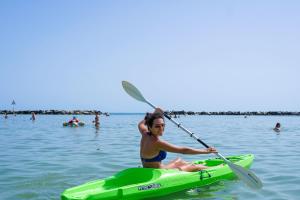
top-left (122, 81), bottom-right (263, 189)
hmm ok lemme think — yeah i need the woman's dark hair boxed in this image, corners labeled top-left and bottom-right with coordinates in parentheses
top-left (144, 112), bottom-right (164, 128)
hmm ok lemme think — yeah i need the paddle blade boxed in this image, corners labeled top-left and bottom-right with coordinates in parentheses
top-left (228, 162), bottom-right (263, 189)
top-left (122, 81), bottom-right (147, 102)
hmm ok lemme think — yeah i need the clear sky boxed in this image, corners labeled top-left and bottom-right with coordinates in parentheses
top-left (0, 1), bottom-right (299, 112)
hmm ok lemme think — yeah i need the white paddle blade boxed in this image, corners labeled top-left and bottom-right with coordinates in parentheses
top-left (122, 81), bottom-right (147, 103)
top-left (228, 162), bottom-right (263, 189)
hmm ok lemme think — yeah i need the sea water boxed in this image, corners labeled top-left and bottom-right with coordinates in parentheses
top-left (0, 114), bottom-right (299, 200)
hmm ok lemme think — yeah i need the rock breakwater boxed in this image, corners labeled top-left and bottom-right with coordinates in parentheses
top-left (0, 110), bottom-right (109, 116)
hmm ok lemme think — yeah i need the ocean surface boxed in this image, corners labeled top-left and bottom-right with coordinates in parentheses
top-left (0, 114), bottom-right (299, 200)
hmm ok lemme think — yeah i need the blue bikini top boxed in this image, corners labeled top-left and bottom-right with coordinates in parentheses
top-left (141, 132), bottom-right (167, 162)
top-left (141, 150), bottom-right (167, 162)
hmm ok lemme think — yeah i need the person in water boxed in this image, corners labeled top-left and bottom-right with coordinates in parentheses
top-left (273, 122), bottom-right (281, 132)
top-left (30, 112), bottom-right (36, 121)
top-left (138, 108), bottom-right (217, 172)
top-left (93, 112), bottom-right (100, 127)
top-left (68, 116), bottom-right (80, 126)
top-left (4, 112), bottom-right (8, 119)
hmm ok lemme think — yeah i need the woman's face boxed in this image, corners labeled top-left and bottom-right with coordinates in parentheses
top-left (150, 118), bottom-right (165, 136)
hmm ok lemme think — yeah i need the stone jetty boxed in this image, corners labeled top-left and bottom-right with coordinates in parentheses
top-left (0, 110), bottom-right (110, 116)
top-left (1, 110), bottom-right (299, 116)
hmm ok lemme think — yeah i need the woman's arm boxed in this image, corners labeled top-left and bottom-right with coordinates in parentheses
top-left (138, 119), bottom-right (148, 135)
top-left (157, 140), bottom-right (217, 154)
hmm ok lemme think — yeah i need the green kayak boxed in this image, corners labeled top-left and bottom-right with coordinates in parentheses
top-left (61, 154), bottom-right (254, 200)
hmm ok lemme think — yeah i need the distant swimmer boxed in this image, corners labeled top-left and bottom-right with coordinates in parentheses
top-left (273, 122), bottom-right (281, 132)
top-left (4, 112), bottom-right (8, 119)
top-left (63, 116), bottom-right (85, 127)
top-left (69, 116), bottom-right (79, 126)
top-left (93, 112), bottom-right (100, 127)
top-left (30, 112), bottom-right (36, 121)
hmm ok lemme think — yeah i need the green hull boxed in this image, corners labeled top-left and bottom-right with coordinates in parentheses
top-left (61, 154), bottom-right (254, 200)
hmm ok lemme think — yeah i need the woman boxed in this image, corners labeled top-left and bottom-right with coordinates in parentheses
top-left (138, 108), bottom-right (217, 172)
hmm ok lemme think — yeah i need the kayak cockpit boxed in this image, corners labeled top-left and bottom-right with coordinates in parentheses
top-left (103, 168), bottom-right (162, 189)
